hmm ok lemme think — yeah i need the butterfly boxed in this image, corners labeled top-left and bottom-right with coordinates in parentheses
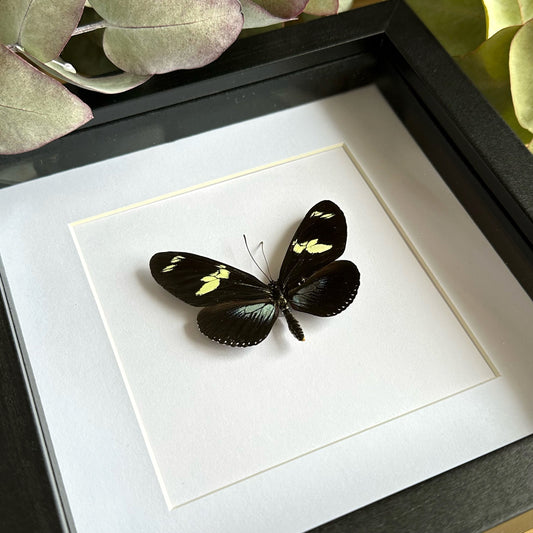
top-left (149, 200), bottom-right (360, 347)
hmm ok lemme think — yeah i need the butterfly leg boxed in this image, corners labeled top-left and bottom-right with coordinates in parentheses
top-left (281, 306), bottom-right (305, 341)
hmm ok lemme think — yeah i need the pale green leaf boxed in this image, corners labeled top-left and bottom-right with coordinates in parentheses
top-left (89, 0), bottom-right (243, 75)
top-left (304, 0), bottom-right (339, 15)
top-left (509, 19), bottom-right (533, 134)
top-left (0, 0), bottom-right (85, 62)
top-left (338, 0), bottom-right (386, 12)
top-left (0, 45), bottom-right (92, 154)
top-left (241, 0), bottom-right (290, 29)
top-left (406, 0), bottom-right (486, 56)
top-left (457, 26), bottom-right (532, 143)
top-left (518, 0), bottom-right (533, 21)
top-left (482, 0), bottom-right (533, 37)
top-left (483, 0), bottom-right (522, 37)
top-left (339, 0), bottom-right (354, 13)
top-left (250, 0), bottom-right (309, 18)
top-left (338, 0), bottom-right (354, 11)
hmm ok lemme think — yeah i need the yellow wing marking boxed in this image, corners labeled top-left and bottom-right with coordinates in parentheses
top-left (161, 255), bottom-right (185, 273)
top-left (310, 211), bottom-right (334, 219)
top-left (292, 240), bottom-right (306, 254)
top-left (195, 267), bottom-right (230, 296)
top-left (292, 239), bottom-right (332, 254)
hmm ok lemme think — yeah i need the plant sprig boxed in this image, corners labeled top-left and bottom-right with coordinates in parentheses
top-left (407, 0), bottom-right (533, 153)
top-left (0, 0), bottom-right (368, 154)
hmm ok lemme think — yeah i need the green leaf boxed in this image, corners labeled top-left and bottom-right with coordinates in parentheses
top-left (250, 0), bottom-right (309, 19)
top-left (509, 19), bottom-right (533, 135)
top-left (89, 0), bottom-right (243, 75)
top-left (0, 45), bottom-right (92, 154)
top-left (457, 26), bottom-right (532, 143)
top-left (304, 0), bottom-right (339, 15)
top-left (0, 0), bottom-right (85, 62)
top-left (241, 0), bottom-right (290, 28)
top-left (406, 0), bottom-right (486, 56)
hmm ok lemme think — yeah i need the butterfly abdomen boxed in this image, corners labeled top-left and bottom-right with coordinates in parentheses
top-left (269, 281), bottom-right (305, 342)
top-left (281, 307), bottom-right (305, 342)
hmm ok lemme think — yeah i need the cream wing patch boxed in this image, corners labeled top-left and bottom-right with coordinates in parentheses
top-left (292, 239), bottom-right (333, 254)
top-left (196, 265), bottom-right (230, 296)
top-left (310, 211), bottom-right (335, 219)
top-left (161, 255), bottom-right (185, 272)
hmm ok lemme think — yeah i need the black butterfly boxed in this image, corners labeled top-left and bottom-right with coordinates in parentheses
top-left (149, 200), bottom-right (360, 347)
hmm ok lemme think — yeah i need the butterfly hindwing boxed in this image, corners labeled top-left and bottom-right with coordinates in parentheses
top-left (288, 260), bottom-right (360, 317)
top-left (278, 200), bottom-right (347, 291)
top-left (197, 300), bottom-right (278, 347)
top-left (150, 252), bottom-right (269, 307)
top-left (149, 200), bottom-right (360, 346)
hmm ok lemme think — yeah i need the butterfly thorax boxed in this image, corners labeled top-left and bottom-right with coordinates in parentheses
top-left (268, 280), bottom-right (285, 304)
top-left (268, 280), bottom-right (305, 342)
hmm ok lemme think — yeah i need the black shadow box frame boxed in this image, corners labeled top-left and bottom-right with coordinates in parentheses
top-left (1, 1), bottom-right (532, 531)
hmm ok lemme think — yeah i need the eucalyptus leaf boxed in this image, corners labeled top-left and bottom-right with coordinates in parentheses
top-left (27, 54), bottom-right (151, 94)
top-left (0, 0), bottom-right (85, 62)
top-left (406, 0), bottom-right (486, 56)
top-left (304, 0), bottom-right (339, 15)
top-left (509, 19), bottom-right (533, 134)
top-left (89, 0), bottom-right (243, 75)
top-left (457, 26), bottom-right (532, 143)
top-left (0, 45), bottom-right (92, 154)
top-left (60, 8), bottom-right (116, 77)
top-left (250, 0), bottom-right (309, 19)
top-left (241, 0), bottom-right (290, 29)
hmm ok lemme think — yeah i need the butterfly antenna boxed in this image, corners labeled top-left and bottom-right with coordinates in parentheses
top-left (259, 241), bottom-right (274, 281)
top-left (243, 234), bottom-right (271, 281)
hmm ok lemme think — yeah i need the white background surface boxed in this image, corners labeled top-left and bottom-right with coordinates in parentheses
top-left (1, 85), bottom-right (533, 533)
top-left (71, 145), bottom-right (494, 509)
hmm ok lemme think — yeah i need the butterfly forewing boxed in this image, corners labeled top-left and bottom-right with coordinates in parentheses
top-left (278, 200), bottom-right (347, 291)
top-left (149, 200), bottom-right (360, 346)
top-left (150, 252), bottom-right (269, 307)
top-left (197, 300), bottom-right (279, 347)
top-left (288, 260), bottom-right (360, 317)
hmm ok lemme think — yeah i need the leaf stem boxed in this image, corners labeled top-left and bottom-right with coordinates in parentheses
top-left (72, 20), bottom-right (107, 36)
top-left (6, 44), bottom-right (23, 53)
